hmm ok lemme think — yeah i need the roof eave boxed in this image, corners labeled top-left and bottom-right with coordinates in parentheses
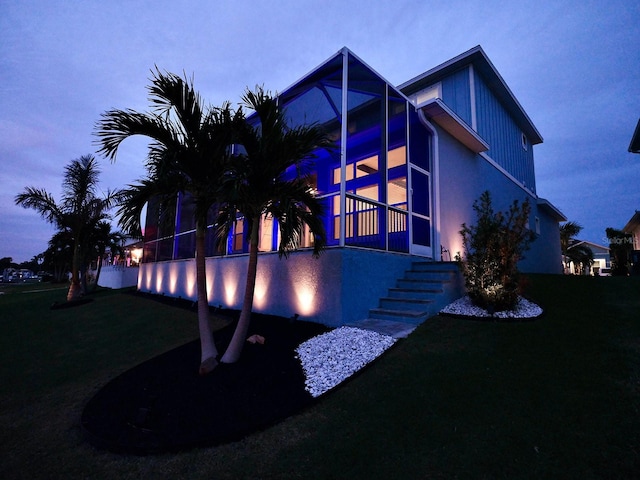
top-left (418, 98), bottom-right (489, 154)
top-left (538, 198), bottom-right (567, 222)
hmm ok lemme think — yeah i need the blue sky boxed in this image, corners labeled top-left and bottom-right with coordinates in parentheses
top-left (1, 0), bottom-right (639, 263)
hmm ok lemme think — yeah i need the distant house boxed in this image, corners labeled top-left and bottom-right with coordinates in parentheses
top-left (97, 241), bottom-right (143, 289)
top-left (623, 211), bottom-right (640, 251)
top-left (136, 46), bottom-right (566, 327)
top-left (565, 240), bottom-right (610, 276)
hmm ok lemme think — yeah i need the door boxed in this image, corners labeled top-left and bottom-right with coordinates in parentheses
top-left (410, 166), bottom-right (432, 257)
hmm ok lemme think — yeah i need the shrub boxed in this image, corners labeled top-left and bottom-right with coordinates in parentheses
top-left (459, 191), bottom-right (535, 312)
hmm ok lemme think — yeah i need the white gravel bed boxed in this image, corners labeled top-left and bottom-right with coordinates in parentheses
top-left (440, 295), bottom-right (543, 319)
top-left (295, 326), bottom-right (396, 398)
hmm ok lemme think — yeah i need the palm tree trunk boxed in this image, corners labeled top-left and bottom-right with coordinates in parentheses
top-left (221, 217), bottom-right (260, 364)
top-left (91, 255), bottom-right (103, 293)
top-left (67, 242), bottom-right (82, 301)
top-left (196, 221), bottom-right (219, 375)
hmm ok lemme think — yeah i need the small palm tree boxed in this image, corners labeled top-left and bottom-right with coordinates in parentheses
top-left (566, 243), bottom-right (594, 275)
top-left (560, 221), bottom-right (583, 273)
top-left (218, 87), bottom-right (334, 364)
top-left (87, 221), bottom-right (126, 292)
top-left (95, 69), bottom-right (243, 375)
top-left (15, 155), bottom-right (119, 301)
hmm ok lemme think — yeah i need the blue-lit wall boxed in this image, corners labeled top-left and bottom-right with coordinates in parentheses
top-left (137, 247), bottom-right (412, 327)
top-left (434, 124), bottom-right (561, 273)
top-left (473, 72), bottom-right (537, 192)
top-left (441, 66), bottom-right (473, 126)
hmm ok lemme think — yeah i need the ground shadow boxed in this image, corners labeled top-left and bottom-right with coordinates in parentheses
top-left (81, 311), bottom-right (329, 454)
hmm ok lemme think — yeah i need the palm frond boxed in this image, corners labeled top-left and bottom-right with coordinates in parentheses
top-left (14, 187), bottom-right (64, 226)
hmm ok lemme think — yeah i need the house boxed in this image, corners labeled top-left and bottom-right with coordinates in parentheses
top-left (564, 240), bottom-right (610, 275)
top-left (136, 46), bottom-right (566, 327)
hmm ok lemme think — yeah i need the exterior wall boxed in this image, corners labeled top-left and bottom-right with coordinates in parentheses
top-left (435, 126), bottom-right (562, 274)
top-left (137, 247), bottom-right (413, 327)
top-left (473, 72), bottom-right (536, 192)
top-left (98, 265), bottom-right (140, 289)
top-left (441, 66), bottom-right (472, 126)
top-left (528, 209), bottom-right (563, 273)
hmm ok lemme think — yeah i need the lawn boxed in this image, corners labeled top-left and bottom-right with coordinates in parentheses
top-left (1, 275), bottom-right (639, 479)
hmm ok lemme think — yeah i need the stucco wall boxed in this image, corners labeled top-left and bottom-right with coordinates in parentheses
top-left (137, 247), bottom-right (414, 327)
top-left (435, 126), bottom-right (562, 274)
top-left (98, 265), bottom-right (139, 289)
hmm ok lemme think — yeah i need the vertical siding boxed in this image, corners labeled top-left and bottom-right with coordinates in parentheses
top-left (441, 67), bottom-right (472, 126)
top-left (473, 71), bottom-right (536, 192)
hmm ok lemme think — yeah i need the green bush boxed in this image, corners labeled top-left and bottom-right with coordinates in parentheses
top-left (459, 191), bottom-right (535, 312)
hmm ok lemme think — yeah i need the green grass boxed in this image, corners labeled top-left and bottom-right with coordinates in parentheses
top-left (1, 275), bottom-right (639, 479)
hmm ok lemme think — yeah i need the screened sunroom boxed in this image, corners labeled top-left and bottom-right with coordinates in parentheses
top-left (141, 48), bottom-right (434, 264)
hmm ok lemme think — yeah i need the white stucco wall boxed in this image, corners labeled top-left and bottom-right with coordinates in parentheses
top-left (98, 265), bottom-right (140, 289)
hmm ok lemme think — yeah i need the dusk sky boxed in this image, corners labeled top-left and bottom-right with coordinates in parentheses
top-left (1, 0), bottom-right (638, 263)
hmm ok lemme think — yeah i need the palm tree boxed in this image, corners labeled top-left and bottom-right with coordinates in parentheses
top-left (560, 221), bottom-right (583, 273)
top-left (87, 221), bottom-right (126, 292)
top-left (95, 69), bottom-right (243, 375)
top-left (15, 155), bottom-right (119, 301)
top-left (218, 87), bottom-right (334, 364)
top-left (566, 242), bottom-right (594, 275)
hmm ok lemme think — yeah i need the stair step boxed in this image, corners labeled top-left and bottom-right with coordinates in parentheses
top-left (379, 297), bottom-right (433, 311)
top-left (388, 287), bottom-right (443, 300)
top-left (411, 261), bottom-right (459, 272)
top-left (369, 307), bottom-right (430, 324)
top-left (360, 261), bottom-right (463, 333)
top-left (396, 278), bottom-right (447, 289)
top-left (403, 270), bottom-right (456, 281)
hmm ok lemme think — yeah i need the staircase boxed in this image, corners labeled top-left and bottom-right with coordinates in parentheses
top-left (348, 261), bottom-right (463, 338)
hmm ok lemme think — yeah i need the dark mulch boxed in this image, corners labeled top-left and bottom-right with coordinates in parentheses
top-left (81, 312), bottom-right (330, 455)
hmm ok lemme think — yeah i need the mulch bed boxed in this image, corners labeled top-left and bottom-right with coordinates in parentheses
top-left (81, 311), bottom-right (330, 455)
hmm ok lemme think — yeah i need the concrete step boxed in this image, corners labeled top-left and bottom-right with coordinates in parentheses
top-left (396, 278), bottom-right (445, 289)
top-left (411, 261), bottom-right (460, 272)
top-left (403, 270), bottom-right (456, 281)
top-left (346, 318), bottom-right (417, 339)
top-left (388, 287), bottom-right (443, 300)
top-left (368, 307), bottom-right (430, 324)
top-left (379, 297), bottom-right (433, 311)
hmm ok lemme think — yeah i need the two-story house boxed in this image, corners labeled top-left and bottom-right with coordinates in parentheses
top-left (136, 46), bottom-right (566, 327)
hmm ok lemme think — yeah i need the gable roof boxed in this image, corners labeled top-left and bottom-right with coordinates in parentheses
top-left (398, 46), bottom-right (543, 145)
top-left (623, 210), bottom-right (640, 233)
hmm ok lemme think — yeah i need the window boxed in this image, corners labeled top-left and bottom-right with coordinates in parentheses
top-left (414, 83), bottom-right (442, 106)
top-left (521, 133), bottom-right (528, 151)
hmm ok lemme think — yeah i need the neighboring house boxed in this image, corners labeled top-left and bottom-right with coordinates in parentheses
top-left (565, 240), bottom-right (610, 276)
top-left (629, 118), bottom-right (640, 154)
top-left (137, 46), bottom-right (566, 327)
top-left (623, 210), bottom-right (640, 275)
top-left (623, 211), bottom-right (640, 251)
top-left (97, 241), bottom-right (143, 289)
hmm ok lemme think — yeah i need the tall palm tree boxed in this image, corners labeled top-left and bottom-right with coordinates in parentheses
top-left (15, 155), bottom-right (118, 301)
top-left (218, 87), bottom-right (334, 364)
top-left (95, 69), bottom-right (243, 375)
